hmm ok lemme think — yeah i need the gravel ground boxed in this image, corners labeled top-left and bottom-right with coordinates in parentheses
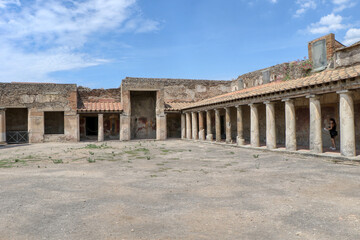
top-left (0, 140), bottom-right (359, 240)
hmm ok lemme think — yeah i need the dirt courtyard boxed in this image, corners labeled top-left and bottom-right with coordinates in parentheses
top-left (0, 140), bottom-right (359, 240)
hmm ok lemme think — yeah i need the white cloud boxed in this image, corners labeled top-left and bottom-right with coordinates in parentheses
top-left (343, 28), bottom-right (360, 45)
top-left (294, 0), bottom-right (316, 17)
top-left (332, 0), bottom-right (356, 12)
top-left (270, 0), bottom-right (278, 3)
top-left (0, 0), bottom-right (20, 8)
top-left (307, 13), bottom-right (346, 34)
top-left (0, 0), bottom-right (159, 83)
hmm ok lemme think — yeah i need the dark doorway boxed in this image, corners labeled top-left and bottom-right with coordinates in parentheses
top-left (6, 108), bottom-right (28, 144)
top-left (220, 115), bottom-right (225, 139)
top-left (167, 113), bottom-right (181, 138)
top-left (130, 91), bottom-right (156, 139)
top-left (86, 117), bottom-right (98, 136)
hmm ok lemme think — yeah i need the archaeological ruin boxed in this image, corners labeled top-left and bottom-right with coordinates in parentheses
top-left (1, 33), bottom-right (360, 158)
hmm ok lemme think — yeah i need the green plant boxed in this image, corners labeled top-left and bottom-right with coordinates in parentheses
top-left (253, 154), bottom-right (259, 159)
top-left (87, 158), bottom-right (96, 163)
top-left (52, 159), bottom-right (63, 164)
top-left (89, 151), bottom-right (94, 155)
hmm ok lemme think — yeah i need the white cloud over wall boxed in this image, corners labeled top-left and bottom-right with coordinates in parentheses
top-left (307, 13), bottom-right (346, 34)
top-left (343, 28), bottom-right (360, 45)
top-left (0, 0), bottom-right (159, 83)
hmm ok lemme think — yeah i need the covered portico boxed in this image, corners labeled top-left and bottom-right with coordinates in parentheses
top-left (181, 64), bottom-right (360, 158)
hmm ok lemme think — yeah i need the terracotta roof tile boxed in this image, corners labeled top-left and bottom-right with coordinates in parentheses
top-left (165, 102), bottom-right (194, 111)
top-left (78, 101), bottom-right (122, 112)
top-left (183, 65), bottom-right (360, 109)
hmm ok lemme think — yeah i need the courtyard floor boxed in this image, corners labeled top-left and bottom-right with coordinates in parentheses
top-left (0, 140), bottom-right (359, 240)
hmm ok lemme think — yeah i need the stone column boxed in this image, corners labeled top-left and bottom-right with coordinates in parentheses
top-left (265, 101), bottom-right (276, 149)
top-left (236, 105), bottom-right (245, 145)
top-left (156, 114), bottom-right (167, 140)
top-left (283, 99), bottom-right (297, 151)
top-left (98, 114), bottom-right (104, 142)
top-left (249, 104), bottom-right (260, 147)
top-left (181, 113), bottom-right (186, 139)
top-left (186, 112), bottom-right (192, 140)
top-left (225, 107), bottom-right (232, 143)
top-left (206, 110), bottom-right (213, 141)
top-left (198, 111), bottom-right (205, 140)
top-left (192, 112), bottom-right (198, 140)
top-left (338, 90), bottom-right (356, 157)
top-left (0, 108), bottom-right (6, 144)
top-left (307, 95), bottom-right (322, 153)
top-left (215, 109), bottom-right (221, 142)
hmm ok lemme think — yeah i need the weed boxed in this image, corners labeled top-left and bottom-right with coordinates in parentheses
top-left (87, 158), bottom-right (96, 163)
top-left (150, 175), bottom-right (158, 178)
top-left (52, 159), bottom-right (63, 164)
top-left (146, 156), bottom-right (151, 160)
top-left (253, 154), bottom-right (259, 159)
top-left (230, 152), bottom-right (235, 155)
top-left (89, 151), bottom-right (94, 155)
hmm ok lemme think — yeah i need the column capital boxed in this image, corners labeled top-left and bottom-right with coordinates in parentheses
top-left (248, 103), bottom-right (259, 107)
top-left (336, 90), bottom-right (352, 95)
top-left (306, 94), bottom-right (320, 99)
top-left (263, 101), bottom-right (275, 105)
top-left (235, 105), bottom-right (242, 109)
top-left (282, 98), bottom-right (294, 103)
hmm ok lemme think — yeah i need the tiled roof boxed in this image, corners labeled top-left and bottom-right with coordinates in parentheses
top-left (78, 101), bottom-right (122, 112)
top-left (183, 64), bottom-right (360, 109)
top-left (165, 102), bottom-right (194, 111)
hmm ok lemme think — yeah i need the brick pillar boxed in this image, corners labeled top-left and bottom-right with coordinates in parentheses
top-left (265, 101), bottom-right (276, 149)
top-left (186, 112), bottom-right (192, 139)
top-left (338, 90), bottom-right (356, 157)
top-left (0, 108), bottom-right (6, 144)
top-left (181, 113), bottom-right (186, 139)
top-left (198, 111), bottom-right (205, 140)
top-left (225, 107), bottom-right (232, 143)
top-left (192, 112), bottom-right (198, 140)
top-left (283, 99), bottom-right (297, 151)
top-left (236, 105), bottom-right (245, 145)
top-left (215, 109), bottom-right (221, 142)
top-left (249, 104), bottom-right (260, 147)
top-left (120, 114), bottom-right (131, 141)
top-left (206, 110), bottom-right (213, 141)
top-left (98, 114), bottom-right (104, 142)
top-left (307, 95), bottom-right (323, 153)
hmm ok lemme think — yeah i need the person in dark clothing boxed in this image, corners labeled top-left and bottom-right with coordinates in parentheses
top-left (324, 118), bottom-right (337, 150)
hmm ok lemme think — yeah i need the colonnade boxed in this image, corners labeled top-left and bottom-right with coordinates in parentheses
top-left (181, 91), bottom-right (357, 157)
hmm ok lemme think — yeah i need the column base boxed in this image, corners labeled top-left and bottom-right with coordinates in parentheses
top-left (237, 137), bottom-right (245, 146)
top-left (206, 134), bottom-right (213, 141)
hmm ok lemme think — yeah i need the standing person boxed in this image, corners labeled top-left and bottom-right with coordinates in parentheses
top-left (324, 118), bottom-right (338, 150)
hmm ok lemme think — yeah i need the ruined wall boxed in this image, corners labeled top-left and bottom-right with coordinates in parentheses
top-left (104, 114), bottom-right (120, 140)
top-left (77, 87), bottom-right (121, 107)
top-left (334, 43), bottom-right (360, 68)
top-left (233, 61), bottom-right (311, 90)
top-left (123, 77), bottom-right (233, 103)
top-left (0, 83), bottom-right (78, 143)
top-left (308, 33), bottom-right (343, 62)
top-left (130, 91), bottom-right (156, 139)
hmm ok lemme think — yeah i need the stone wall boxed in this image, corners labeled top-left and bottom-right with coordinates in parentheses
top-left (0, 83), bottom-right (78, 143)
top-left (77, 87), bottom-right (121, 106)
top-left (334, 43), bottom-right (360, 68)
top-left (234, 61), bottom-right (311, 89)
top-left (123, 77), bottom-right (233, 103)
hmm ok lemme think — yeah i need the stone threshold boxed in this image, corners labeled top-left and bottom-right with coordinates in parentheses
top-left (183, 139), bottom-right (360, 165)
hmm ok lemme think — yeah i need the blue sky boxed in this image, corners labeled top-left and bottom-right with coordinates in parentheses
top-left (0, 0), bottom-right (359, 88)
